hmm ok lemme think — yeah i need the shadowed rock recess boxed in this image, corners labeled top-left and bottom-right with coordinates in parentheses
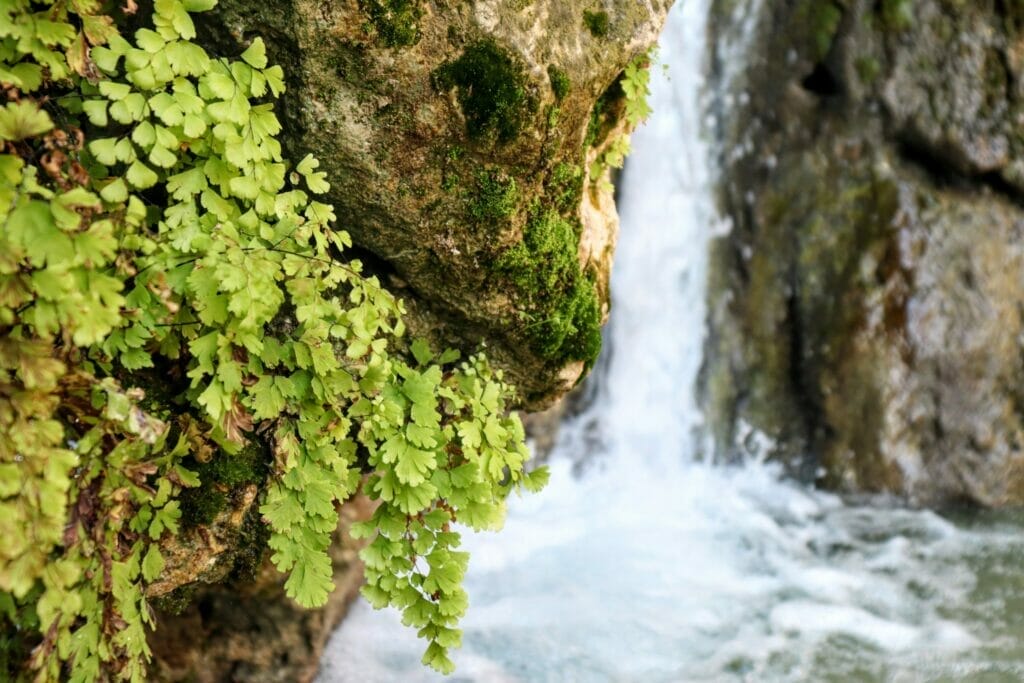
top-left (140, 2), bottom-right (670, 681)
top-left (704, 0), bottom-right (1024, 506)
top-left (196, 0), bottom-right (672, 408)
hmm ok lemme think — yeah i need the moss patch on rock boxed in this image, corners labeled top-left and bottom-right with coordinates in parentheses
top-left (879, 0), bottom-right (913, 31)
top-left (584, 9), bottom-right (611, 37)
top-left (358, 0), bottom-right (422, 47)
top-left (469, 169), bottom-right (519, 221)
top-left (180, 442), bottom-right (268, 529)
top-left (797, 0), bottom-right (843, 60)
top-left (433, 40), bottom-right (533, 144)
top-left (548, 65), bottom-right (571, 101)
top-left (547, 162), bottom-right (584, 215)
top-left (497, 207), bottom-right (602, 368)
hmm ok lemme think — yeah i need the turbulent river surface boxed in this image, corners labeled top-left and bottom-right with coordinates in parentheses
top-left (318, 2), bottom-right (1024, 681)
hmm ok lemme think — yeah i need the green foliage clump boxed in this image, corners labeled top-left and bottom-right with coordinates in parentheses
top-left (622, 52), bottom-right (654, 126)
top-left (469, 169), bottom-right (518, 222)
top-left (0, 0), bottom-right (545, 679)
top-left (354, 344), bottom-right (548, 675)
top-left (583, 10), bottom-right (611, 37)
top-left (588, 51), bottom-right (653, 189)
top-left (359, 0), bottom-right (422, 48)
top-left (547, 65), bottom-right (571, 102)
top-left (433, 41), bottom-right (532, 144)
top-left (497, 209), bottom-right (602, 367)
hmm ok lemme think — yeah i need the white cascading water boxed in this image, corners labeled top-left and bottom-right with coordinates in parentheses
top-left (319, 2), bottom-right (1024, 680)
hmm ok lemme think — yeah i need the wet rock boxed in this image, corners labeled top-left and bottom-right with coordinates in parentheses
top-left (704, 0), bottom-right (1024, 505)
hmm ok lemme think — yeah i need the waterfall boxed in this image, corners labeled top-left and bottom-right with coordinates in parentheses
top-left (318, 2), bottom-right (1024, 680)
top-left (598, 0), bottom-right (715, 468)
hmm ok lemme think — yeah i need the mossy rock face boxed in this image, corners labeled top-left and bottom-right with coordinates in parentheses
top-left (705, 0), bottom-right (1024, 506)
top-left (432, 40), bottom-right (534, 143)
top-left (197, 0), bottom-right (673, 407)
top-left (148, 497), bottom-right (378, 683)
top-left (584, 9), bottom-right (611, 37)
top-left (359, 0), bottom-right (423, 47)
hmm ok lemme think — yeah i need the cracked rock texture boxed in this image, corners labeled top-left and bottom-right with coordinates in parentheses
top-left (704, 0), bottom-right (1024, 505)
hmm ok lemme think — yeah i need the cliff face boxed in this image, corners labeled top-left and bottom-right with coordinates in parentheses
top-left (704, 0), bottom-right (1024, 505)
top-left (195, 0), bottom-right (672, 407)
top-left (139, 2), bottom-right (671, 679)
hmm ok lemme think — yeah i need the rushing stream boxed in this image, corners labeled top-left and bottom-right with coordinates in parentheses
top-left (318, 2), bottom-right (1024, 681)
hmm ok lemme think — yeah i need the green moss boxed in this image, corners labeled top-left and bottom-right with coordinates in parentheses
top-left (879, 0), bottom-right (912, 31)
top-left (441, 173), bottom-right (459, 192)
top-left (799, 0), bottom-right (843, 60)
top-left (151, 584), bottom-right (199, 616)
top-left (433, 41), bottom-right (533, 143)
top-left (547, 65), bottom-right (571, 101)
top-left (228, 499), bottom-right (271, 582)
top-left (548, 162), bottom-right (584, 215)
top-left (854, 56), bottom-right (881, 84)
top-left (446, 145), bottom-right (465, 162)
top-left (497, 208), bottom-right (602, 368)
top-left (181, 488), bottom-right (228, 528)
top-left (208, 443), bottom-right (266, 486)
top-left (469, 170), bottom-right (519, 221)
top-left (546, 105), bottom-right (560, 129)
top-left (358, 0), bottom-right (422, 48)
top-left (501, 209), bottom-right (577, 292)
top-left (179, 442), bottom-right (267, 529)
top-left (583, 9), bottom-right (610, 37)
top-left (556, 277), bottom-right (602, 364)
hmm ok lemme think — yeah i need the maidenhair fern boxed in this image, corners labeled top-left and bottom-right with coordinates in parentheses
top-left (589, 50), bottom-right (654, 189)
top-left (0, 0), bottom-right (546, 679)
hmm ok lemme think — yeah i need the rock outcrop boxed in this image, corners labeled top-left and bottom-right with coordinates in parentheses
top-left (149, 497), bottom-right (375, 683)
top-left (704, 0), bottom-right (1024, 505)
top-left (133, 2), bottom-right (672, 678)
top-left (195, 0), bottom-right (672, 407)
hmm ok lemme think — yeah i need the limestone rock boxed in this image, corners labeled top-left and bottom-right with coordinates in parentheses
top-left (148, 497), bottom-right (376, 683)
top-left (704, 0), bottom-right (1024, 505)
top-left (132, 2), bottom-right (675, 676)
top-left (196, 0), bottom-right (672, 407)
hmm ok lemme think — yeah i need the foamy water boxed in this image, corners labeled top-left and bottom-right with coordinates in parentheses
top-left (318, 2), bottom-right (1024, 680)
